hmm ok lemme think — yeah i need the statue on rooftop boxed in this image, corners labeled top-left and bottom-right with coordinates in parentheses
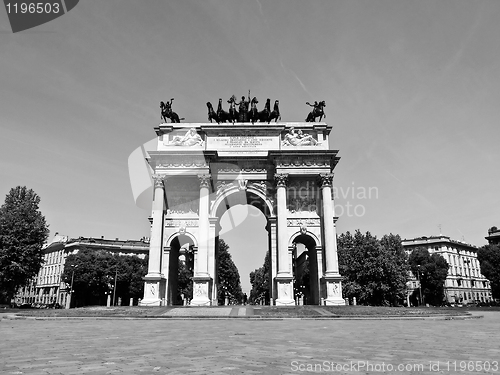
top-left (234, 91), bottom-right (251, 122)
top-left (160, 98), bottom-right (185, 123)
top-left (305, 100), bottom-right (326, 122)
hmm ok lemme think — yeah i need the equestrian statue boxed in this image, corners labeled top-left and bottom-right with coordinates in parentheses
top-left (305, 101), bottom-right (326, 122)
top-left (160, 98), bottom-right (184, 123)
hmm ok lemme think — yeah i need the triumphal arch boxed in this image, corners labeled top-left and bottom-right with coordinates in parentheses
top-left (140, 120), bottom-right (345, 306)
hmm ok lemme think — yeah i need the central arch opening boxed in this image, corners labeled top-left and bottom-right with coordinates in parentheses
top-left (213, 189), bottom-right (272, 305)
top-left (219, 205), bottom-right (268, 299)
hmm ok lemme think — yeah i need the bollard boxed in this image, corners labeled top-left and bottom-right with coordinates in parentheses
top-left (129, 298), bottom-right (134, 306)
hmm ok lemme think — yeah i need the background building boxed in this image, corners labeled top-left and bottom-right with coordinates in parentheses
top-left (485, 226), bottom-right (500, 245)
top-left (15, 234), bottom-right (149, 307)
top-left (402, 235), bottom-right (492, 305)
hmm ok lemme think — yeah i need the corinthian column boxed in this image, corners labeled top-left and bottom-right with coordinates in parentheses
top-left (274, 173), bottom-right (294, 305)
top-left (140, 174), bottom-right (165, 306)
top-left (318, 173), bottom-right (345, 305)
top-left (191, 174), bottom-right (212, 306)
top-left (196, 174), bottom-right (210, 277)
top-left (275, 173), bottom-right (290, 275)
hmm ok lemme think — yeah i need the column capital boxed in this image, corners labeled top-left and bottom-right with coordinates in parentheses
top-left (274, 173), bottom-right (289, 188)
top-left (152, 174), bottom-right (165, 189)
top-left (198, 174), bottom-right (212, 188)
top-left (317, 173), bottom-right (334, 188)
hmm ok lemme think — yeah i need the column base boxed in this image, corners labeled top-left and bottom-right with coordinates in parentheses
top-left (139, 298), bottom-right (162, 307)
top-left (323, 275), bottom-right (345, 306)
top-left (191, 275), bottom-right (212, 306)
top-left (140, 275), bottom-right (165, 306)
top-left (275, 275), bottom-right (295, 306)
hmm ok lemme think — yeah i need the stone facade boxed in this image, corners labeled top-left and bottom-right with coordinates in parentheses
top-left (14, 235), bottom-right (149, 307)
top-left (402, 236), bottom-right (492, 305)
top-left (140, 122), bottom-right (345, 306)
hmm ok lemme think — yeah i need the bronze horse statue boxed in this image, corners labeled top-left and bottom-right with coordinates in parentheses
top-left (160, 99), bottom-right (184, 123)
top-left (268, 100), bottom-right (281, 123)
top-left (248, 97), bottom-right (259, 124)
top-left (206, 102), bottom-right (220, 123)
top-left (305, 101), bottom-right (326, 122)
top-left (217, 98), bottom-right (231, 123)
top-left (258, 98), bottom-right (271, 122)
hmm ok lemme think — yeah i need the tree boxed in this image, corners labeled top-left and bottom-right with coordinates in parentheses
top-left (477, 244), bottom-right (500, 299)
top-left (408, 247), bottom-right (449, 306)
top-left (249, 250), bottom-right (270, 304)
top-left (62, 248), bottom-right (147, 307)
top-left (337, 231), bottom-right (409, 306)
top-left (0, 186), bottom-right (49, 303)
top-left (177, 258), bottom-right (193, 303)
top-left (217, 239), bottom-right (243, 305)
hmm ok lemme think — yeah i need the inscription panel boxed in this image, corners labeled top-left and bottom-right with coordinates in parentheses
top-left (207, 135), bottom-right (279, 150)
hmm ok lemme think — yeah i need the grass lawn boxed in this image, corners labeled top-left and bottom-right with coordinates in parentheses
top-left (2, 305), bottom-right (482, 318)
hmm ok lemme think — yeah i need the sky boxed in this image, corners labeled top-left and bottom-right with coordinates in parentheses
top-left (1, 0), bottom-right (499, 293)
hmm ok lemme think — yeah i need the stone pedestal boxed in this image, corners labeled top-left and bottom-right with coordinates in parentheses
top-left (191, 276), bottom-right (212, 306)
top-left (275, 275), bottom-right (295, 306)
top-left (140, 276), bottom-right (164, 306)
top-left (324, 276), bottom-right (345, 306)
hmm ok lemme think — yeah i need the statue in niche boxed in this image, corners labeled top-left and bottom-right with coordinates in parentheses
top-left (160, 98), bottom-right (185, 123)
top-left (282, 127), bottom-right (318, 146)
top-left (170, 128), bottom-right (204, 146)
top-left (305, 100), bottom-right (326, 122)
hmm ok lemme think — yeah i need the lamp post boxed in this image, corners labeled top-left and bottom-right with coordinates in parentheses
top-left (112, 268), bottom-right (118, 306)
top-left (66, 264), bottom-right (78, 309)
top-left (416, 265), bottom-right (423, 306)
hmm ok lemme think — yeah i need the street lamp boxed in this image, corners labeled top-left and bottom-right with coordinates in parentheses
top-left (416, 265), bottom-right (423, 306)
top-left (66, 264), bottom-right (78, 309)
top-left (112, 268), bottom-right (118, 306)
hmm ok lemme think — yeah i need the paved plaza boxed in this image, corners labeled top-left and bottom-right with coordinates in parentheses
top-left (1, 311), bottom-right (499, 374)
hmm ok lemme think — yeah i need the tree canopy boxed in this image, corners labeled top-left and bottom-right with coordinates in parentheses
top-left (177, 257), bottom-right (193, 303)
top-left (0, 186), bottom-right (49, 303)
top-left (217, 239), bottom-right (243, 304)
top-left (408, 247), bottom-right (449, 306)
top-left (62, 248), bottom-right (147, 307)
top-left (477, 244), bottom-right (500, 299)
top-left (249, 250), bottom-right (270, 304)
top-left (337, 231), bottom-right (409, 306)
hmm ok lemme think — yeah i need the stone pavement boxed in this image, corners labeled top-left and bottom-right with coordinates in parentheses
top-left (1, 311), bottom-right (499, 374)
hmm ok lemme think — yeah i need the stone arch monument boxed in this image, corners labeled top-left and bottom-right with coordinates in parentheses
top-left (140, 121), bottom-right (345, 306)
